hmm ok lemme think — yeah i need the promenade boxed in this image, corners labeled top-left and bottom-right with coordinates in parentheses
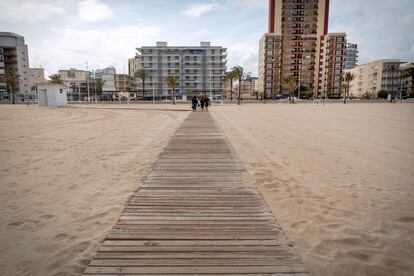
top-left (82, 111), bottom-right (308, 275)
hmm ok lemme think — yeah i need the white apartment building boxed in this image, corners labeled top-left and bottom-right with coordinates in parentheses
top-left (95, 67), bottom-right (116, 98)
top-left (0, 32), bottom-right (30, 97)
top-left (345, 59), bottom-right (406, 98)
top-left (135, 42), bottom-right (227, 99)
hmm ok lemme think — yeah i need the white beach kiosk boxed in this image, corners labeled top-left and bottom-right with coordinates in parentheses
top-left (37, 83), bottom-right (67, 107)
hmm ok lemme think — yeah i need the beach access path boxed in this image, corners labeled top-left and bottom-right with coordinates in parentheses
top-left (82, 111), bottom-right (308, 275)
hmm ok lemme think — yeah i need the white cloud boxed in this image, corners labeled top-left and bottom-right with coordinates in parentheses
top-left (329, 0), bottom-right (414, 64)
top-left (183, 3), bottom-right (222, 18)
top-left (0, 0), bottom-right (64, 23)
top-left (78, 0), bottom-right (114, 22)
top-left (30, 24), bottom-right (159, 76)
top-left (226, 0), bottom-right (267, 9)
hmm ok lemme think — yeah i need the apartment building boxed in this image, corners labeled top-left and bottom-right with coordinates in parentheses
top-left (0, 32), bottom-right (30, 97)
top-left (58, 68), bottom-right (95, 101)
top-left (29, 68), bottom-right (46, 86)
top-left (344, 59), bottom-right (406, 98)
top-left (232, 77), bottom-right (258, 100)
top-left (345, 43), bottom-right (358, 69)
top-left (135, 42), bottom-right (227, 99)
top-left (95, 67), bottom-right (116, 98)
top-left (258, 0), bottom-right (347, 98)
top-left (128, 57), bottom-right (140, 78)
top-left (115, 73), bottom-right (130, 92)
top-left (58, 68), bottom-right (90, 83)
top-left (258, 33), bottom-right (282, 98)
top-left (320, 33), bottom-right (346, 98)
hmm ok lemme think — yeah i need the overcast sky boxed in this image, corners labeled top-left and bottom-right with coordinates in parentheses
top-left (1, 0), bottom-right (413, 77)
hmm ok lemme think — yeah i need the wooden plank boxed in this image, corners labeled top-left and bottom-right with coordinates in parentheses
top-left (82, 112), bottom-right (308, 275)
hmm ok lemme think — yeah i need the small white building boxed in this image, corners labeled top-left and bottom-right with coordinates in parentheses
top-left (37, 83), bottom-right (67, 107)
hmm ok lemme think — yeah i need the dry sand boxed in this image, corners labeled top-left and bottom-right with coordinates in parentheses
top-left (212, 103), bottom-right (414, 276)
top-left (1, 103), bottom-right (413, 276)
top-left (0, 104), bottom-right (188, 276)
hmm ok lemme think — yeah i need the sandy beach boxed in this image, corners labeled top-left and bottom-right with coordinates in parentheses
top-left (0, 103), bottom-right (413, 276)
top-left (0, 104), bottom-right (188, 276)
top-left (212, 103), bottom-right (414, 276)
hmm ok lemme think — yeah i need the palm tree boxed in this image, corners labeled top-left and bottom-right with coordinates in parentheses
top-left (231, 65), bottom-right (251, 105)
top-left (49, 74), bottom-right (64, 84)
top-left (283, 75), bottom-right (296, 104)
top-left (135, 69), bottom-right (148, 100)
top-left (166, 75), bottom-right (177, 105)
top-left (95, 79), bottom-right (105, 102)
top-left (403, 65), bottom-right (414, 97)
top-left (388, 65), bottom-right (398, 103)
top-left (344, 72), bottom-right (356, 104)
top-left (5, 68), bottom-right (19, 104)
top-left (223, 70), bottom-right (236, 101)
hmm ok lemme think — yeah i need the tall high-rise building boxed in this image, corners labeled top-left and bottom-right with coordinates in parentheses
top-left (258, 0), bottom-right (347, 98)
top-left (344, 43), bottom-right (358, 69)
top-left (135, 42), bottom-right (227, 99)
top-left (0, 32), bottom-right (30, 97)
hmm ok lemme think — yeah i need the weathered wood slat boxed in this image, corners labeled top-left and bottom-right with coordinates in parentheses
top-left (82, 112), bottom-right (307, 275)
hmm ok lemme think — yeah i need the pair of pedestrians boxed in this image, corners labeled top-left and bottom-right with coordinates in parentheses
top-left (191, 96), bottom-right (210, 112)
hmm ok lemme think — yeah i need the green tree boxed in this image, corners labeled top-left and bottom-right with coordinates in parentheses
top-left (231, 65), bottom-right (250, 105)
top-left (5, 68), bottom-right (19, 104)
top-left (344, 72), bottom-right (356, 104)
top-left (95, 79), bottom-right (105, 100)
top-left (223, 70), bottom-right (236, 101)
top-left (283, 75), bottom-right (296, 103)
top-left (49, 74), bottom-right (64, 84)
top-left (135, 69), bottom-right (148, 99)
top-left (166, 75), bottom-right (177, 105)
top-left (377, 90), bottom-right (388, 99)
top-left (402, 65), bottom-right (414, 97)
top-left (387, 65), bottom-right (398, 102)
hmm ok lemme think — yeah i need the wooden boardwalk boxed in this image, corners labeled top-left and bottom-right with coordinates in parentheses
top-left (83, 112), bottom-right (308, 275)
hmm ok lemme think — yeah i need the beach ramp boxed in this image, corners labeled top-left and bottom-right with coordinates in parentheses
top-left (83, 112), bottom-right (308, 275)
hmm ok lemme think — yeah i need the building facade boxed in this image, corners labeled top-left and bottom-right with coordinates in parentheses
top-left (258, 0), bottom-right (347, 98)
top-left (344, 43), bottom-right (358, 69)
top-left (29, 67), bottom-right (46, 86)
top-left (344, 59), bottom-right (406, 98)
top-left (95, 67), bottom-right (116, 95)
top-left (135, 42), bottom-right (227, 99)
top-left (258, 33), bottom-right (282, 98)
top-left (128, 57), bottom-right (140, 78)
top-left (0, 32), bottom-right (30, 98)
top-left (58, 68), bottom-right (94, 101)
top-left (115, 74), bottom-right (130, 92)
top-left (233, 77), bottom-right (258, 100)
top-left (58, 68), bottom-right (90, 83)
top-left (320, 33), bottom-right (346, 98)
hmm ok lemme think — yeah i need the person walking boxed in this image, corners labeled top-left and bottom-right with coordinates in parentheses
top-left (200, 96), bottom-right (205, 111)
top-left (205, 97), bottom-right (210, 111)
top-left (191, 96), bottom-right (198, 112)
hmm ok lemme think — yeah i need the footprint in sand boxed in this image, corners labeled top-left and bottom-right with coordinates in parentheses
top-left (41, 214), bottom-right (55, 220)
top-left (53, 233), bottom-right (70, 241)
top-left (8, 221), bottom-right (24, 227)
